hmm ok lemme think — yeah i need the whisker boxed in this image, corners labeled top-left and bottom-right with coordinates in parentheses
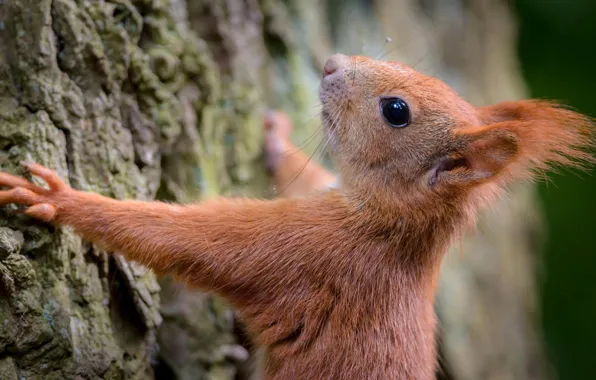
top-left (273, 110), bottom-right (326, 160)
top-left (348, 45), bottom-right (355, 56)
top-left (411, 47), bottom-right (433, 70)
top-left (285, 112), bottom-right (325, 151)
top-left (375, 19), bottom-right (441, 62)
top-left (278, 127), bottom-right (324, 159)
top-left (317, 105), bottom-right (343, 160)
top-left (276, 134), bottom-right (328, 196)
top-left (372, 37), bottom-right (394, 61)
top-left (277, 98), bottom-right (348, 195)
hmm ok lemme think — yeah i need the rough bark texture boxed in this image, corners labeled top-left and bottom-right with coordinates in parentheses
top-left (0, 0), bottom-right (548, 379)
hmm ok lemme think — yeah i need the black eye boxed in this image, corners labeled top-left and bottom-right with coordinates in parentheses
top-left (380, 97), bottom-right (410, 128)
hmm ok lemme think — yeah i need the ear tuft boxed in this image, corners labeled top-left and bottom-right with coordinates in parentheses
top-left (472, 100), bottom-right (594, 182)
top-left (479, 100), bottom-right (594, 167)
top-left (430, 100), bottom-right (593, 191)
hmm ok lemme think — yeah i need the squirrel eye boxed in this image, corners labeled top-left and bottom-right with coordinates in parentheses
top-left (380, 97), bottom-right (410, 128)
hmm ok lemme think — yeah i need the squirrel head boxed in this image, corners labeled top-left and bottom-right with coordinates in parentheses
top-left (319, 54), bottom-right (594, 215)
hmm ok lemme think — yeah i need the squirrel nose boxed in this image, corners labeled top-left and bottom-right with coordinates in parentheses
top-left (323, 54), bottom-right (348, 77)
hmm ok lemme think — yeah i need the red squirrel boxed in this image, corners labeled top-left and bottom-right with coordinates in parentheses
top-left (0, 54), bottom-right (593, 379)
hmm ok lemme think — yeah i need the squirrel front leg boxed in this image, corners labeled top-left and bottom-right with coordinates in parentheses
top-left (265, 111), bottom-right (337, 197)
top-left (0, 163), bottom-right (341, 347)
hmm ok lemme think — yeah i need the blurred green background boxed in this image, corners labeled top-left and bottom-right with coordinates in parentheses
top-left (516, 1), bottom-right (596, 379)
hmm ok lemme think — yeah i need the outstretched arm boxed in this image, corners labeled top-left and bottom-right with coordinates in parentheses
top-left (0, 163), bottom-right (342, 313)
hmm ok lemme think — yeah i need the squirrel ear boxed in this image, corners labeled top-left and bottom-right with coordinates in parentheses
top-left (430, 126), bottom-right (519, 187)
top-left (431, 100), bottom-right (594, 189)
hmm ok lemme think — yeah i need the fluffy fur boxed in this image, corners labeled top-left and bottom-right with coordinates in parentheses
top-left (0, 54), bottom-right (593, 379)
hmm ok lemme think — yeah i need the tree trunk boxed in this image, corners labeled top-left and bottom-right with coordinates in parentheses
top-left (0, 0), bottom-right (549, 379)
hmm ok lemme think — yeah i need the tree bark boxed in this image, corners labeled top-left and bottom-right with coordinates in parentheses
top-left (0, 0), bottom-right (549, 379)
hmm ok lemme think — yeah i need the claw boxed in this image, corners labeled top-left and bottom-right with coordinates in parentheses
top-left (0, 172), bottom-right (47, 194)
top-left (0, 164), bottom-right (65, 223)
top-left (22, 162), bottom-right (67, 191)
top-left (0, 188), bottom-right (43, 206)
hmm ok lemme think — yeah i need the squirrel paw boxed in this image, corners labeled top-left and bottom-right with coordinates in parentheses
top-left (0, 162), bottom-right (69, 222)
top-left (264, 111), bottom-right (294, 175)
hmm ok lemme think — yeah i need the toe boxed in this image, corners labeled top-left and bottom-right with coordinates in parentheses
top-left (25, 203), bottom-right (57, 222)
top-left (0, 188), bottom-right (42, 205)
top-left (22, 162), bottom-right (67, 191)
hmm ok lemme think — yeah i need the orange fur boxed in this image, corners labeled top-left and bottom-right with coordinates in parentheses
top-left (264, 112), bottom-right (337, 197)
top-left (0, 54), bottom-right (593, 379)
